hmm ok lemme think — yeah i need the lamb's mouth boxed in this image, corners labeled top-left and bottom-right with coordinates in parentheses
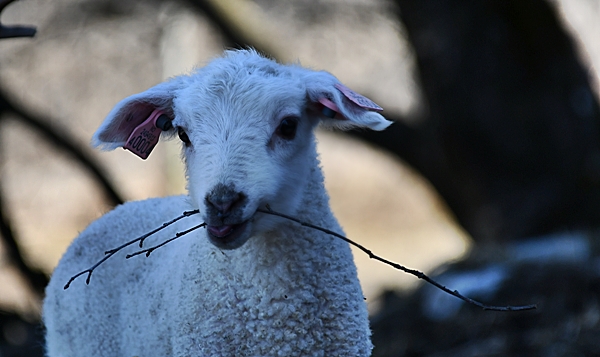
top-left (206, 220), bottom-right (250, 249)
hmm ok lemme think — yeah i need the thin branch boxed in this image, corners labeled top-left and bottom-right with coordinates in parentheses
top-left (0, 0), bottom-right (36, 39)
top-left (63, 210), bottom-right (199, 289)
top-left (126, 223), bottom-right (206, 259)
top-left (65, 205), bottom-right (536, 312)
top-left (107, 210), bottom-right (201, 254)
top-left (256, 206), bottom-right (537, 312)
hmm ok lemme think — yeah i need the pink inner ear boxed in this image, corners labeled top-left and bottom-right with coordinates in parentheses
top-left (115, 104), bottom-right (155, 138)
top-left (318, 98), bottom-right (345, 120)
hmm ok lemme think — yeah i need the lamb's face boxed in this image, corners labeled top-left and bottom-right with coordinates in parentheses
top-left (172, 70), bottom-right (317, 249)
top-left (92, 50), bottom-right (390, 250)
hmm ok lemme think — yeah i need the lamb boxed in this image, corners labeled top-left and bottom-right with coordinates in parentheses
top-left (43, 49), bottom-right (391, 356)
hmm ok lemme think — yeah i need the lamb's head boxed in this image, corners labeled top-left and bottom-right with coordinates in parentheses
top-left (92, 50), bottom-right (390, 250)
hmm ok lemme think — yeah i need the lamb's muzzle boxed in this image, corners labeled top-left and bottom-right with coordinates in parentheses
top-left (204, 183), bottom-right (252, 249)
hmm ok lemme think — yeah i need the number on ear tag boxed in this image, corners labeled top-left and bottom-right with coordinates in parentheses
top-left (123, 109), bottom-right (170, 160)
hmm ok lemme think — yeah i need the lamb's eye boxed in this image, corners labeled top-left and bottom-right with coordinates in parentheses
top-left (276, 117), bottom-right (298, 140)
top-left (178, 127), bottom-right (191, 146)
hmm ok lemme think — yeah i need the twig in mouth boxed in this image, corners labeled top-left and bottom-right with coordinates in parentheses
top-left (126, 223), bottom-right (206, 259)
top-left (256, 206), bottom-right (536, 312)
top-left (63, 210), bottom-right (199, 289)
top-left (65, 204), bottom-right (537, 312)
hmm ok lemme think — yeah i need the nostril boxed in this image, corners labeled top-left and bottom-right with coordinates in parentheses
top-left (210, 195), bottom-right (239, 214)
top-left (205, 185), bottom-right (245, 217)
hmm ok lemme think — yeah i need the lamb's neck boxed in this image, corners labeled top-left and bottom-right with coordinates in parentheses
top-left (294, 156), bottom-right (337, 227)
top-left (239, 163), bottom-right (346, 274)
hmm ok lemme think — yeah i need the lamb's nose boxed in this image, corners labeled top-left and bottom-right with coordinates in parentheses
top-left (205, 184), bottom-right (244, 217)
top-left (208, 195), bottom-right (239, 215)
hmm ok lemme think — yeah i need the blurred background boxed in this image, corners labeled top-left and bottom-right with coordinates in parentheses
top-left (0, 0), bottom-right (599, 356)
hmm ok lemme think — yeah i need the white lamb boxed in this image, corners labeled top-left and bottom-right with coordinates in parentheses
top-left (43, 49), bottom-right (391, 356)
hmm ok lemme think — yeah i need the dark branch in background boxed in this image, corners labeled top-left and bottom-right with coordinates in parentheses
top-left (0, 86), bottom-right (124, 206)
top-left (183, 0), bottom-right (273, 57)
top-left (64, 210), bottom-right (199, 289)
top-left (0, 0), bottom-right (122, 302)
top-left (257, 206), bottom-right (537, 312)
top-left (0, 189), bottom-right (48, 298)
top-left (0, 0), bottom-right (36, 39)
top-left (183, 0), bottom-right (249, 49)
top-left (0, 1), bottom-right (41, 302)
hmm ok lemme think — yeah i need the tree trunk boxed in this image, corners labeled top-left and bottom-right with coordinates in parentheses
top-left (354, 0), bottom-right (600, 242)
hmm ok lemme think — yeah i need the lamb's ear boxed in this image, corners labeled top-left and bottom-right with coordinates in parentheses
top-left (92, 76), bottom-right (184, 157)
top-left (305, 72), bottom-right (392, 131)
